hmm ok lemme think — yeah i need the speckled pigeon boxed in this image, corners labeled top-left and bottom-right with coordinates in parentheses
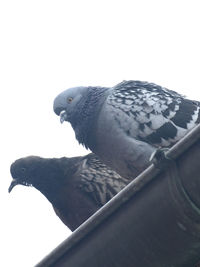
top-left (9, 153), bottom-right (130, 231)
top-left (53, 80), bottom-right (200, 179)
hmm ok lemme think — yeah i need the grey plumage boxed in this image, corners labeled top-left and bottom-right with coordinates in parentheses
top-left (9, 153), bottom-right (129, 231)
top-left (53, 80), bottom-right (200, 178)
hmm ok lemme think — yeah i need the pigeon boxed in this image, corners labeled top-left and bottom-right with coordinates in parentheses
top-left (53, 80), bottom-right (200, 178)
top-left (9, 153), bottom-right (130, 231)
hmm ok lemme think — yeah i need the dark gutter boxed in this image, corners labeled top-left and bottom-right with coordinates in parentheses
top-left (35, 124), bottom-right (200, 267)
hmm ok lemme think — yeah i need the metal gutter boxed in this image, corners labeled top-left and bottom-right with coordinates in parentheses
top-left (35, 124), bottom-right (200, 267)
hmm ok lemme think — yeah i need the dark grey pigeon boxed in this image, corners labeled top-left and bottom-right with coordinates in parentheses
top-left (9, 153), bottom-right (130, 231)
top-left (53, 80), bottom-right (200, 179)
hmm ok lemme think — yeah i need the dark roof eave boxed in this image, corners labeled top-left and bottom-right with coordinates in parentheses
top-left (35, 124), bottom-right (200, 267)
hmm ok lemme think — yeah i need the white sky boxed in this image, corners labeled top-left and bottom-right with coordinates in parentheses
top-left (1, 0), bottom-right (200, 266)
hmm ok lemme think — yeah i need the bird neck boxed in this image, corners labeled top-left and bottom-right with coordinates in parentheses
top-left (70, 87), bottom-right (109, 149)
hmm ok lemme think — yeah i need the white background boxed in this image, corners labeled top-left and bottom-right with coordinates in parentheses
top-left (1, 0), bottom-right (200, 266)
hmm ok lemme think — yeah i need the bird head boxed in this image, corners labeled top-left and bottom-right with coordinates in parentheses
top-left (8, 156), bottom-right (66, 194)
top-left (8, 156), bottom-right (50, 193)
top-left (8, 156), bottom-right (79, 199)
top-left (9, 156), bottom-right (45, 193)
top-left (53, 86), bottom-right (89, 123)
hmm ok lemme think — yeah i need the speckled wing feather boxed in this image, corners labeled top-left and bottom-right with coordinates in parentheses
top-left (107, 80), bottom-right (200, 147)
top-left (78, 154), bottom-right (128, 206)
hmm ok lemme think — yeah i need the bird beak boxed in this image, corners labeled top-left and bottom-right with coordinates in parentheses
top-left (8, 179), bottom-right (19, 193)
top-left (60, 110), bottom-right (67, 124)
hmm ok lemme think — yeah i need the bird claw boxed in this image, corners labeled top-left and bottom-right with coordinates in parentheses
top-left (149, 148), bottom-right (173, 169)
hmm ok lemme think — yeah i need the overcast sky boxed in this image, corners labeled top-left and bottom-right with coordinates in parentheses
top-left (1, 0), bottom-right (200, 266)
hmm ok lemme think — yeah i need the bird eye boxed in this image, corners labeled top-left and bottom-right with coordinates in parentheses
top-left (21, 167), bottom-right (26, 172)
top-left (67, 97), bottom-right (73, 103)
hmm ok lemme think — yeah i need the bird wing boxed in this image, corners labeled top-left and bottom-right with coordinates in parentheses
top-left (78, 154), bottom-right (129, 206)
top-left (107, 80), bottom-right (200, 147)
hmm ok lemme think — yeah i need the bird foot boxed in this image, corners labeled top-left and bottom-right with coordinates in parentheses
top-left (149, 148), bottom-right (173, 169)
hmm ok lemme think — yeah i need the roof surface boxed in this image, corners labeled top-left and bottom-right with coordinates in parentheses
top-left (35, 125), bottom-right (200, 267)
